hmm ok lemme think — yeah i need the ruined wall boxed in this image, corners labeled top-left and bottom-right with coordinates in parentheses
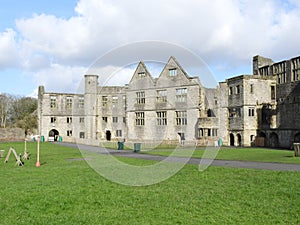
top-left (0, 128), bottom-right (24, 141)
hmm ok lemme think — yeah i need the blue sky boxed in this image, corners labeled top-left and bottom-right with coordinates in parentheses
top-left (0, 0), bottom-right (300, 97)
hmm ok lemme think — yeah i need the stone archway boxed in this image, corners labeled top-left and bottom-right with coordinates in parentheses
top-left (49, 129), bottom-right (59, 142)
top-left (294, 132), bottom-right (300, 143)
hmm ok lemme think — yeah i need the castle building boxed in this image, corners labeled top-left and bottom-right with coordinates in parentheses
top-left (38, 55), bottom-right (300, 148)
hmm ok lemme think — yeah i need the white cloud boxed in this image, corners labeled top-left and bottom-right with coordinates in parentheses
top-left (2, 0), bottom-right (300, 94)
top-left (0, 29), bottom-right (20, 68)
top-left (33, 64), bottom-right (87, 93)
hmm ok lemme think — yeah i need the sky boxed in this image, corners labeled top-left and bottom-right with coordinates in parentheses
top-left (1, 0), bottom-right (300, 97)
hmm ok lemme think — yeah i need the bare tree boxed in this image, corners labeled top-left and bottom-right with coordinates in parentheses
top-left (0, 94), bottom-right (14, 128)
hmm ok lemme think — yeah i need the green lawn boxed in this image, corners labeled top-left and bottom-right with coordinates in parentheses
top-left (142, 146), bottom-right (300, 164)
top-left (0, 142), bottom-right (300, 224)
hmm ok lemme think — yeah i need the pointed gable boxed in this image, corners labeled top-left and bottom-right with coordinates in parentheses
top-left (156, 56), bottom-right (191, 87)
top-left (128, 61), bottom-right (155, 90)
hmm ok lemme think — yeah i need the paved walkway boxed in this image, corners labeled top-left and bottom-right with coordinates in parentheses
top-left (55, 142), bottom-right (300, 172)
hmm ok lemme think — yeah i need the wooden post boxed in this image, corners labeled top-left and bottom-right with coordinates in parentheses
top-left (23, 139), bottom-right (30, 160)
top-left (36, 136), bottom-right (41, 167)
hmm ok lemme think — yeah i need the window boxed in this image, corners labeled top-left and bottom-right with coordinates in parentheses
top-left (135, 112), bottom-right (145, 126)
top-left (67, 130), bottom-right (72, 137)
top-left (66, 96), bottom-right (72, 109)
top-left (229, 108), bottom-right (241, 118)
top-left (50, 96), bottom-right (57, 108)
top-left (123, 117), bottom-right (126, 123)
top-left (248, 108), bottom-right (255, 117)
top-left (116, 130), bottom-right (122, 137)
top-left (169, 68), bottom-right (177, 76)
top-left (157, 111), bottom-right (167, 126)
top-left (138, 72), bottom-right (146, 78)
top-left (113, 117), bottom-right (118, 123)
top-left (79, 132), bottom-right (85, 139)
top-left (250, 84), bottom-right (254, 94)
top-left (102, 117), bottom-right (108, 123)
top-left (67, 117), bottom-right (72, 123)
top-left (176, 88), bottom-right (187, 103)
top-left (235, 85), bottom-right (240, 94)
top-left (78, 96), bottom-right (84, 108)
top-left (271, 85), bottom-right (276, 100)
top-left (112, 96), bottom-right (118, 103)
top-left (50, 117), bottom-right (56, 123)
top-left (157, 90), bottom-right (167, 103)
top-left (229, 87), bottom-right (233, 95)
top-left (175, 111), bottom-right (187, 125)
top-left (79, 117), bottom-right (84, 123)
top-left (136, 91), bottom-right (145, 104)
top-left (102, 96), bottom-right (108, 107)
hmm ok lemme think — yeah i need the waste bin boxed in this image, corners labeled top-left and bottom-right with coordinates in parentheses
top-left (294, 143), bottom-right (300, 157)
top-left (218, 138), bottom-right (223, 147)
top-left (59, 136), bottom-right (63, 142)
top-left (134, 143), bottom-right (141, 153)
top-left (118, 142), bottom-right (124, 150)
top-left (0, 150), bottom-right (4, 158)
top-left (41, 136), bottom-right (45, 142)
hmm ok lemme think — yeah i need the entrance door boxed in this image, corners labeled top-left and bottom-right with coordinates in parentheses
top-left (49, 129), bottom-right (59, 142)
top-left (106, 130), bottom-right (111, 141)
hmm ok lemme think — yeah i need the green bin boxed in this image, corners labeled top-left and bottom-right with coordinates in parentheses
top-left (118, 142), bottom-right (124, 150)
top-left (41, 136), bottom-right (45, 142)
top-left (59, 136), bottom-right (63, 142)
top-left (134, 143), bottom-right (141, 153)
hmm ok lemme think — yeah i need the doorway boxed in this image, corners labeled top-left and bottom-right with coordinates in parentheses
top-left (106, 130), bottom-right (111, 141)
top-left (49, 129), bottom-right (59, 142)
top-left (229, 133), bottom-right (235, 146)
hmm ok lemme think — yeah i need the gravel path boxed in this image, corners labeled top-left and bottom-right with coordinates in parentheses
top-left (55, 142), bottom-right (300, 172)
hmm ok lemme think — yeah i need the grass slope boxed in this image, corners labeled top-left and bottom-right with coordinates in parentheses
top-left (0, 142), bottom-right (300, 224)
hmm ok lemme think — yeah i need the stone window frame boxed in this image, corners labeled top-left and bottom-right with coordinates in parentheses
top-left (169, 68), bottom-right (177, 77)
top-left (156, 111), bottom-right (167, 126)
top-left (116, 130), bottom-right (122, 137)
top-left (176, 88), bottom-right (187, 103)
top-left (138, 72), bottom-right (146, 78)
top-left (136, 91), bottom-right (145, 104)
top-left (50, 96), bottom-right (57, 108)
top-left (102, 96), bottom-right (108, 107)
top-left (175, 111), bottom-right (187, 126)
top-left (67, 117), bottom-right (72, 123)
top-left (66, 96), bottom-right (73, 109)
top-left (156, 90), bottom-right (167, 103)
top-left (248, 107), bottom-right (255, 117)
top-left (78, 96), bottom-right (84, 108)
top-left (135, 112), bottom-right (145, 126)
top-left (112, 117), bottom-right (118, 123)
top-left (67, 130), bottom-right (72, 137)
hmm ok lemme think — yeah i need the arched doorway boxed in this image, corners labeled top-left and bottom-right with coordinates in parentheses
top-left (229, 133), bottom-right (235, 146)
top-left (49, 129), bottom-right (59, 142)
top-left (269, 132), bottom-right (279, 147)
top-left (106, 130), bottom-right (111, 141)
top-left (237, 133), bottom-right (242, 146)
top-left (294, 132), bottom-right (300, 143)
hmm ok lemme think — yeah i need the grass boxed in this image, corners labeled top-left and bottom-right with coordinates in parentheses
top-left (0, 142), bottom-right (300, 224)
top-left (142, 146), bottom-right (300, 164)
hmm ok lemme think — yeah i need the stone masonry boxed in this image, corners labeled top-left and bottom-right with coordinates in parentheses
top-left (38, 55), bottom-right (300, 148)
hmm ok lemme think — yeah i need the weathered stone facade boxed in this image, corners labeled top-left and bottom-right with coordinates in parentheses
top-left (38, 55), bottom-right (300, 148)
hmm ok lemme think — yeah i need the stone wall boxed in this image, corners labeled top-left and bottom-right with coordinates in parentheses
top-left (0, 128), bottom-right (24, 141)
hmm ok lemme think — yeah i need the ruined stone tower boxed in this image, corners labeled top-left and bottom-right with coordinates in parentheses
top-left (84, 75), bottom-right (98, 140)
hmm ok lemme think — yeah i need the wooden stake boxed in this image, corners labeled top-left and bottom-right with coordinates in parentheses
top-left (36, 136), bottom-right (41, 167)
